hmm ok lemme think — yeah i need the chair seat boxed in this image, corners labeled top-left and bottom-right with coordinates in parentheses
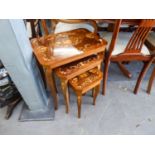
top-left (54, 22), bottom-right (94, 34)
top-left (102, 32), bottom-right (150, 56)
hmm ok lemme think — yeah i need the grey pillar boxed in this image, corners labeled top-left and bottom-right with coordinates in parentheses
top-left (0, 19), bottom-right (54, 121)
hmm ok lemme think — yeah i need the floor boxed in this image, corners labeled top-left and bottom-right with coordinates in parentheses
top-left (0, 62), bottom-right (155, 135)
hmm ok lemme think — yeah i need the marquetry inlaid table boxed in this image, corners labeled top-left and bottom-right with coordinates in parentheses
top-left (69, 68), bottom-right (103, 118)
top-left (31, 29), bottom-right (107, 111)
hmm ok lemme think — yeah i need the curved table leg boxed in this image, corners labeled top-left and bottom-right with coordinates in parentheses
top-left (93, 84), bottom-right (100, 105)
top-left (60, 79), bottom-right (70, 113)
top-left (102, 58), bottom-right (109, 95)
top-left (45, 67), bottom-right (58, 110)
top-left (77, 95), bottom-right (82, 118)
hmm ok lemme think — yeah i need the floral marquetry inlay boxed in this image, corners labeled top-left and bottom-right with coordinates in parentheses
top-left (69, 68), bottom-right (102, 90)
top-left (31, 29), bottom-right (107, 65)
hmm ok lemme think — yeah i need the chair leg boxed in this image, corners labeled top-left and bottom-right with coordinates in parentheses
top-left (117, 62), bottom-right (132, 78)
top-left (60, 80), bottom-right (70, 113)
top-left (93, 85), bottom-right (100, 105)
top-left (102, 59), bottom-right (109, 95)
top-left (134, 58), bottom-right (154, 94)
top-left (77, 95), bottom-right (82, 118)
top-left (147, 67), bottom-right (155, 94)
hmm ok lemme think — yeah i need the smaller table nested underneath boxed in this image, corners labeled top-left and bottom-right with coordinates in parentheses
top-left (55, 55), bottom-right (103, 113)
top-left (69, 68), bottom-right (102, 118)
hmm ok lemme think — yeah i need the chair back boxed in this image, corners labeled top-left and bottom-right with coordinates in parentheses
top-left (125, 20), bottom-right (155, 54)
top-left (108, 19), bottom-right (155, 58)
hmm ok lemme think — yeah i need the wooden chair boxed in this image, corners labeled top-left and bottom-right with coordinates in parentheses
top-left (139, 32), bottom-right (155, 94)
top-left (69, 68), bottom-right (102, 118)
top-left (102, 19), bottom-right (155, 95)
top-left (40, 19), bottom-right (106, 113)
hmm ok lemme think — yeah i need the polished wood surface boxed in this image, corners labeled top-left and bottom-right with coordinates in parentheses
top-left (55, 55), bottom-right (103, 113)
top-left (31, 29), bottom-right (107, 68)
top-left (55, 55), bottom-right (103, 80)
top-left (69, 68), bottom-right (102, 118)
top-left (31, 28), bottom-right (107, 111)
